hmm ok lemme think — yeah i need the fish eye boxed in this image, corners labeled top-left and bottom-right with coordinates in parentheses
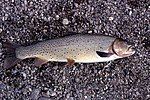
top-left (126, 45), bottom-right (132, 52)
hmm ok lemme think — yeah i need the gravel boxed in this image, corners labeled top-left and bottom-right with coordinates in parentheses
top-left (0, 0), bottom-right (150, 100)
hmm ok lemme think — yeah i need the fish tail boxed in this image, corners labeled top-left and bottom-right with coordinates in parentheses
top-left (2, 41), bottom-right (21, 69)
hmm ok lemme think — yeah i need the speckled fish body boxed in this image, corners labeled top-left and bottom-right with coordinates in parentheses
top-left (3, 34), bottom-right (135, 68)
top-left (16, 34), bottom-right (117, 63)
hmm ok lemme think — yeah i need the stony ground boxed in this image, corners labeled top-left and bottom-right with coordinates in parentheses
top-left (0, 0), bottom-right (150, 100)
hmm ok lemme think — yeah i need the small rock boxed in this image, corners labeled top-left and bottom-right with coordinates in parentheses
top-left (63, 18), bottom-right (69, 25)
top-left (51, 92), bottom-right (56, 96)
top-left (108, 17), bottom-right (114, 21)
top-left (88, 30), bottom-right (92, 33)
top-left (21, 72), bottom-right (27, 79)
top-left (0, 28), bottom-right (2, 33)
top-left (30, 88), bottom-right (41, 100)
top-left (0, 82), bottom-right (6, 90)
top-left (56, 15), bottom-right (59, 20)
top-left (84, 96), bottom-right (88, 99)
top-left (129, 11), bottom-right (132, 15)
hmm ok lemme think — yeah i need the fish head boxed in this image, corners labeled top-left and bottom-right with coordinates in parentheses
top-left (112, 38), bottom-right (135, 58)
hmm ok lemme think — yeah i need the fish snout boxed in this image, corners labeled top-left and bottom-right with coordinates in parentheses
top-left (125, 45), bottom-right (135, 55)
top-left (117, 46), bottom-right (135, 58)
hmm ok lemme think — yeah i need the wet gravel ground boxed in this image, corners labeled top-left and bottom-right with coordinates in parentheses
top-left (0, 0), bottom-right (150, 100)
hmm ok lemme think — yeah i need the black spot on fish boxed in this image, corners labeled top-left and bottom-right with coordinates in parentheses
top-left (73, 56), bottom-right (76, 58)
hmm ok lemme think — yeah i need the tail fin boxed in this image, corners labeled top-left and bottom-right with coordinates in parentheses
top-left (2, 42), bottom-right (21, 69)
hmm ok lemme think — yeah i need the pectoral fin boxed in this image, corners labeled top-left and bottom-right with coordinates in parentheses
top-left (96, 51), bottom-right (113, 57)
top-left (65, 58), bottom-right (75, 66)
top-left (34, 57), bottom-right (48, 66)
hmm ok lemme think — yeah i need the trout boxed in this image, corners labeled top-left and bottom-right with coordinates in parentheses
top-left (2, 34), bottom-right (135, 69)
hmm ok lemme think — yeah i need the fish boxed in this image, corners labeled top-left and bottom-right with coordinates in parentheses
top-left (2, 34), bottom-right (135, 69)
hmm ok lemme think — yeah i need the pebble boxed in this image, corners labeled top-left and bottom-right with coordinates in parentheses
top-left (129, 11), bottom-right (132, 16)
top-left (30, 89), bottom-right (41, 100)
top-left (108, 16), bottom-right (114, 21)
top-left (0, 28), bottom-right (2, 33)
top-left (51, 92), bottom-right (56, 96)
top-left (62, 18), bottom-right (69, 25)
top-left (21, 72), bottom-right (27, 79)
top-left (56, 15), bottom-right (59, 20)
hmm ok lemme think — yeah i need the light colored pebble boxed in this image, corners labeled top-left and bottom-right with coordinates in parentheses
top-left (129, 11), bottom-right (132, 16)
top-left (109, 16), bottom-right (114, 21)
top-left (88, 30), bottom-right (92, 33)
top-left (21, 72), bottom-right (27, 79)
top-left (63, 18), bottom-right (69, 25)
top-left (51, 92), bottom-right (56, 96)
top-left (56, 15), bottom-right (59, 20)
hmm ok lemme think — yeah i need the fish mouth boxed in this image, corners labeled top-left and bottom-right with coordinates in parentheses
top-left (124, 45), bottom-right (135, 56)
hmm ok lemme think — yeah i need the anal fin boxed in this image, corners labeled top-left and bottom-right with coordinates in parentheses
top-left (34, 57), bottom-right (48, 66)
top-left (65, 58), bottom-right (75, 66)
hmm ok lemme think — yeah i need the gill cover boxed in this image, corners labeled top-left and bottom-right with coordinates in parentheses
top-left (112, 38), bottom-right (135, 57)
